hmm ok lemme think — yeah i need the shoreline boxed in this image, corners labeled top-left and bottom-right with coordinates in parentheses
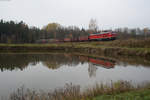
top-left (0, 42), bottom-right (150, 57)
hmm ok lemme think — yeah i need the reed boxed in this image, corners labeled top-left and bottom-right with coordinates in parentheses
top-left (7, 81), bottom-right (150, 100)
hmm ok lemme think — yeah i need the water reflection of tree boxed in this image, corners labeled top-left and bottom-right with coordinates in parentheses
top-left (0, 53), bottom-right (98, 78)
top-left (88, 63), bottom-right (98, 77)
top-left (115, 56), bottom-right (150, 67)
top-left (0, 53), bottom-right (82, 71)
top-left (43, 54), bottom-right (81, 69)
top-left (0, 54), bottom-right (115, 78)
top-left (0, 53), bottom-right (149, 78)
top-left (0, 54), bottom-right (31, 71)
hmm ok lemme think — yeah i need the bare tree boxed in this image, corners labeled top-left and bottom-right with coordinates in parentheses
top-left (143, 28), bottom-right (149, 39)
top-left (89, 18), bottom-right (98, 33)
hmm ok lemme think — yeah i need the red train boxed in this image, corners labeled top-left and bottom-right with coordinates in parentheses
top-left (37, 31), bottom-right (117, 43)
top-left (63, 31), bottom-right (117, 42)
top-left (88, 31), bottom-right (117, 41)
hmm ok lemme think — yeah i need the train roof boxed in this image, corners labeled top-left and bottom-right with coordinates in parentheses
top-left (90, 31), bottom-right (111, 35)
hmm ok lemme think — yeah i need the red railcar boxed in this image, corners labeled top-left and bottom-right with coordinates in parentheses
top-left (79, 36), bottom-right (89, 41)
top-left (72, 38), bottom-right (79, 42)
top-left (88, 32), bottom-right (117, 41)
top-left (89, 58), bottom-right (115, 69)
top-left (64, 38), bottom-right (71, 42)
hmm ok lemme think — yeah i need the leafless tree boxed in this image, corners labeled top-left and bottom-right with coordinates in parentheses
top-left (89, 18), bottom-right (98, 33)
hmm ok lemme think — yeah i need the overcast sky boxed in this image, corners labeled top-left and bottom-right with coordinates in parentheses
top-left (0, 0), bottom-right (150, 29)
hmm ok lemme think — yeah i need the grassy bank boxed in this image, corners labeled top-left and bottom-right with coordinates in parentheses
top-left (0, 38), bottom-right (150, 57)
top-left (8, 81), bottom-right (150, 100)
top-left (93, 89), bottom-right (150, 100)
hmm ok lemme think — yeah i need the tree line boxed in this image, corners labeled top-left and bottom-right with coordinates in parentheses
top-left (0, 20), bottom-right (41, 43)
top-left (115, 27), bottom-right (150, 40)
top-left (0, 20), bottom-right (88, 43)
top-left (0, 19), bottom-right (150, 43)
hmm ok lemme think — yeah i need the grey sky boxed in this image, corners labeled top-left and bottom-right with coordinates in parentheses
top-left (0, 0), bottom-right (150, 29)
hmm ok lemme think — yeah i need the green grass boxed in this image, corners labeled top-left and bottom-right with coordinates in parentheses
top-left (0, 42), bottom-right (150, 54)
top-left (93, 89), bottom-right (150, 100)
top-left (0, 38), bottom-right (150, 57)
top-left (0, 40), bottom-right (149, 48)
top-left (0, 37), bottom-right (150, 48)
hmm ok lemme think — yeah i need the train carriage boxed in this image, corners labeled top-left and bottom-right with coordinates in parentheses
top-left (88, 32), bottom-right (117, 41)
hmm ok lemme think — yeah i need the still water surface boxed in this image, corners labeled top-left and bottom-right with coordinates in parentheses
top-left (0, 53), bottom-right (150, 97)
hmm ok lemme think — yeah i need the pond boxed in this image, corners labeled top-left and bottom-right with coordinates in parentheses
top-left (0, 53), bottom-right (150, 98)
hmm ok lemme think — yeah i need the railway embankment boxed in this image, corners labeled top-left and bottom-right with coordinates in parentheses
top-left (0, 38), bottom-right (150, 57)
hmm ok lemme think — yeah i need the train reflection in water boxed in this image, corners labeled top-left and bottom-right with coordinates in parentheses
top-left (78, 55), bottom-right (115, 68)
top-left (78, 55), bottom-right (116, 77)
top-left (89, 57), bottom-right (115, 69)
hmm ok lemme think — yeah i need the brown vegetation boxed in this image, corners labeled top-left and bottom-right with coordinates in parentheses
top-left (8, 81), bottom-right (150, 100)
top-left (0, 38), bottom-right (150, 57)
